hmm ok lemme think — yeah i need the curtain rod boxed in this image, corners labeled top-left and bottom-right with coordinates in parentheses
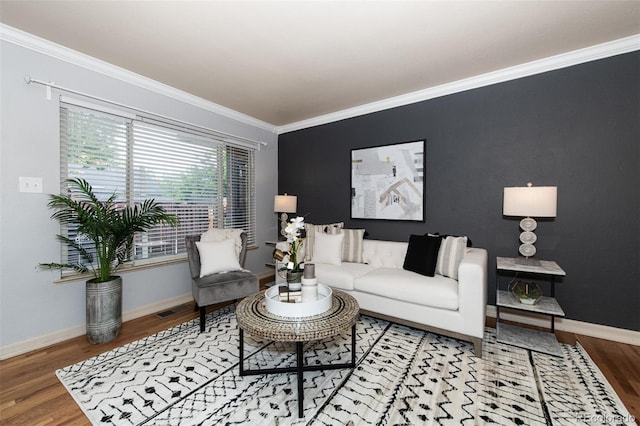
top-left (24, 75), bottom-right (268, 149)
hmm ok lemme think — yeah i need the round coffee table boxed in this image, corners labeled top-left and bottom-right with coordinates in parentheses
top-left (236, 288), bottom-right (359, 418)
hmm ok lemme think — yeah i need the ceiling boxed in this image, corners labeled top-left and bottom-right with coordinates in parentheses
top-left (1, 1), bottom-right (639, 128)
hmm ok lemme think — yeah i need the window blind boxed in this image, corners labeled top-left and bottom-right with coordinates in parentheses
top-left (59, 100), bottom-right (256, 273)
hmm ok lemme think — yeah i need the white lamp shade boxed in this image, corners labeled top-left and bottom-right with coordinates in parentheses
top-left (274, 194), bottom-right (297, 213)
top-left (503, 186), bottom-right (557, 217)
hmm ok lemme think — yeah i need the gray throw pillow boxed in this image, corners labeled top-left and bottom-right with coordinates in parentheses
top-left (435, 236), bottom-right (468, 279)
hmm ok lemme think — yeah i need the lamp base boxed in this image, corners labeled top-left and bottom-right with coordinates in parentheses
top-left (518, 217), bottom-right (538, 259)
top-left (278, 212), bottom-right (289, 241)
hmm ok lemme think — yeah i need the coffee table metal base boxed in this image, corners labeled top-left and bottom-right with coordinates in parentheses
top-left (238, 325), bottom-right (356, 418)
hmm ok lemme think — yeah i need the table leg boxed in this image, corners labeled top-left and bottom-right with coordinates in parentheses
top-left (296, 341), bottom-right (304, 418)
top-left (495, 268), bottom-right (501, 329)
top-left (239, 326), bottom-right (356, 419)
top-left (550, 276), bottom-right (555, 332)
top-left (239, 328), bottom-right (245, 376)
top-left (351, 324), bottom-right (356, 366)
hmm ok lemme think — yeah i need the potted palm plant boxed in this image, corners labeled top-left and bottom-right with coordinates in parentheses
top-left (40, 178), bottom-right (178, 344)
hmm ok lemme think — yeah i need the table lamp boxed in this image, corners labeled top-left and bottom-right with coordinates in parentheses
top-left (274, 193), bottom-right (297, 240)
top-left (503, 183), bottom-right (557, 264)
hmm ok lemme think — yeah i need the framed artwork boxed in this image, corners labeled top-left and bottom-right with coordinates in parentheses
top-left (351, 139), bottom-right (425, 221)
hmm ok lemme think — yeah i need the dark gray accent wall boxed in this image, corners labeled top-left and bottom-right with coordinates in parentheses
top-left (278, 52), bottom-right (639, 332)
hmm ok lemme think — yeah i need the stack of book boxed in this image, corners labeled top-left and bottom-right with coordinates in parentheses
top-left (278, 286), bottom-right (302, 303)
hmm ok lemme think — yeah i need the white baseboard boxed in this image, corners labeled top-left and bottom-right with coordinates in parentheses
top-left (3, 299), bottom-right (637, 360)
top-left (486, 305), bottom-right (640, 347)
top-left (122, 293), bottom-right (194, 323)
top-left (0, 293), bottom-right (193, 360)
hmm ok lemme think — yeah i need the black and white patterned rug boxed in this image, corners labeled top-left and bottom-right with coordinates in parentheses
top-left (57, 305), bottom-right (636, 425)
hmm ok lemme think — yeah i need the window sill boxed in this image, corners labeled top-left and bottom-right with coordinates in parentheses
top-left (53, 254), bottom-right (188, 284)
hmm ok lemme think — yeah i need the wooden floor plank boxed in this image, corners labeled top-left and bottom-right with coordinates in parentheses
top-left (2, 293), bottom-right (638, 424)
top-left (577, 334), bottom-right (640, 420)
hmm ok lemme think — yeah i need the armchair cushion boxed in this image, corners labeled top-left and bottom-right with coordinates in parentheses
top-left (191, 270), bottom-right (258, 307)
top-left (196, 239), bottom-right (242, 278)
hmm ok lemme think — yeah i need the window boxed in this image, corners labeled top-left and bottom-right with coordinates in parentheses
top-left (59, 100), bottom-right (256, 273)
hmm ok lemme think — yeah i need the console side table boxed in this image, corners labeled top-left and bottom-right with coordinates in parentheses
top-left (496, 257), bottom-right (566, 357)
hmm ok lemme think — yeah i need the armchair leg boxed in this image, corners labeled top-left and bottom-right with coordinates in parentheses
top-left (199, 306), bottom-right (206, 332)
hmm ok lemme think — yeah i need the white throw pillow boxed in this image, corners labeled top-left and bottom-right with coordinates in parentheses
top-left (435, 236), bottom-right (468, 280)
top-left (312, 232), bottom-right (344, 266)
top-left (196, 238), bottom-right (242, 278)
top-left (304, 222), bottom-right (344, 260)
top-left (200, 228), bottom-right (243, 257)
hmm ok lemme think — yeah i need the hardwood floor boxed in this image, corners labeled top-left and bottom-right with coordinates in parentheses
top-left (2, 303), bottom-right (638, 425)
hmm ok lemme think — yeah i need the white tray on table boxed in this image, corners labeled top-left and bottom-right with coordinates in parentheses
top-left (264, 283), bottom-right (332, 317)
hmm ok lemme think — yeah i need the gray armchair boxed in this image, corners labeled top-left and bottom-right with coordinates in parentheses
top-left (185, 232), bottom-right (259, 332)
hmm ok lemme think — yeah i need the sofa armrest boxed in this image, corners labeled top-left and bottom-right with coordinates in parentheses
top-left (457, 248), bottom-right (488, 337)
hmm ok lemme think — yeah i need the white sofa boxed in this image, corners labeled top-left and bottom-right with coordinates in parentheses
top-left (277, 238), bottom-right (488, 357)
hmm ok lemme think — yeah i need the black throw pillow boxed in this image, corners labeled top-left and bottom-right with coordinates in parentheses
top-left (403, 234), bottom-right (443, 277)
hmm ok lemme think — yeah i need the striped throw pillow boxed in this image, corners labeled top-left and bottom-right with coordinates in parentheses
top-left (435, 236), bottom-right (468, 279)
top-left (341, 229), bottom-right (365, 263)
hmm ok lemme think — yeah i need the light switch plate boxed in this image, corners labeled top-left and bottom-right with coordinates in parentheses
top-left (19, 177), bottom-right (43, 193)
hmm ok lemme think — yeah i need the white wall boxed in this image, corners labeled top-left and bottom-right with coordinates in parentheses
top-left (0, 36), bottom-right (278, 356)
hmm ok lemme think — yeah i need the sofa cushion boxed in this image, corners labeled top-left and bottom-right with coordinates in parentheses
top-left (362, 240), bottom-right (408, 268)
top-left (403, 234), bottom-right (442, 277)
top-left (435, 236), bottom-right (468, 280)
top-left (316, 262), bottom-right (375, 291)
top-left (354, 268), bottom-right (459, 310)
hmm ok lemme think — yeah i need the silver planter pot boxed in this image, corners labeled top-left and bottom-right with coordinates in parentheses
top-left (86, 276), bottom-right (122, 344)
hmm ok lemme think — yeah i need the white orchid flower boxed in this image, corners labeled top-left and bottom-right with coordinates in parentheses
top-left (281, 217), bottom-right (305, 274)
top-left (285, 223), bottom-right (296, 235)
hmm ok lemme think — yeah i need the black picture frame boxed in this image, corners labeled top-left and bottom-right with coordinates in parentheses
top-left (351, 139), bottom-right (425, 221)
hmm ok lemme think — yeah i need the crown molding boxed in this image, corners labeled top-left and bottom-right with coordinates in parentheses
top-left (2, 24), bottom-right (637, 136)
top-left (276, 34), bottom-right (640, 134)
top-left (0, 24), bottom-right (278, 135)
